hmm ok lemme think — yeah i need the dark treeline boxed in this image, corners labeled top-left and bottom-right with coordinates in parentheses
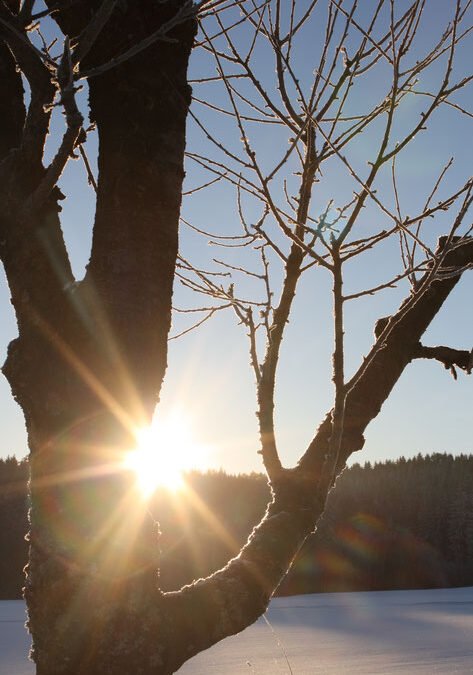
top-left (1, 453), bottom-right (472, 599)
top-left (279, 453), bottom-right (473, 595)
top-left (0, 456), bottom-right (28, 599)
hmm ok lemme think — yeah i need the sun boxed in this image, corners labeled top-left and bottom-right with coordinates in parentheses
top-left (124, 412), bottom-right (205, 496)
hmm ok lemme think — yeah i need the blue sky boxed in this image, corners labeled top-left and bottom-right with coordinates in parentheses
top-left (0, 1), bottom-right (472, 473)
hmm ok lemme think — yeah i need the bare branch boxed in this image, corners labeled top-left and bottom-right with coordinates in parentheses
top-left (23, 37), bottom-right (83, 212)
top-left (299, 236), bottom-right (473, 479)
top-left (412, 343), bottom-right (473, 378)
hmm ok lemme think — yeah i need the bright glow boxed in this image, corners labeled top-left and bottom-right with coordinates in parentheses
top-left (124, 412), bottom-right (206, 496)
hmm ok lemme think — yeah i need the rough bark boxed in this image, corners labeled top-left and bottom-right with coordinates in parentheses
top-left (1, 2), bottom-right (196, 673)
top-left (0, 38), bottom-right (24, 156)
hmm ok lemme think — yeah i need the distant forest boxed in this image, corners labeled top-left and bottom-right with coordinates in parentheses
top-left (1, 453), bottom-right (472, 599)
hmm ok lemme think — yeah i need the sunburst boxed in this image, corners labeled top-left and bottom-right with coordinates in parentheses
top-left (124, 412), bottom-right (206, 496)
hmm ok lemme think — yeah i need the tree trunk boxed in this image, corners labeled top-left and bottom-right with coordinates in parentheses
top-left (1, 2), bottom-right (196, 672)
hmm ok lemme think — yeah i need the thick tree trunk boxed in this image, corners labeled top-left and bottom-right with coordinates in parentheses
top-left (1, 2), bottom-right (196, 673)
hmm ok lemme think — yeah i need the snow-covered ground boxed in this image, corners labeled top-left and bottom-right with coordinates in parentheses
top-left (2, 587), bottom-right (473, 674)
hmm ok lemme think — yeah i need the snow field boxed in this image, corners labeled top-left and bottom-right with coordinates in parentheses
top-left (1, 587), bottom-right (472, 674)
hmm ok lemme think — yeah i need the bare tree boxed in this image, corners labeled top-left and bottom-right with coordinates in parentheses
top-left (0, 1), bottom-right (472, 673)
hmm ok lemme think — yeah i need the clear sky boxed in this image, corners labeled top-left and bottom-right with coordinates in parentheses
top-left (0, 0), bottom-right (472, 474)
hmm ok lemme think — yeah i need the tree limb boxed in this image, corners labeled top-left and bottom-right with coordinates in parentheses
top-left (412, 343), bottom-right (473, 378)
top-left (299, 236), bottom-right (473, 478)
top-left (157, 236), bottom-right (473, 672)
top-left (0, 4), bottom-right (55, 165)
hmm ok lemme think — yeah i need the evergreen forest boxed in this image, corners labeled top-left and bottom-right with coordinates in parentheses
top-left (1, 453), bottom-right (472, 600)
